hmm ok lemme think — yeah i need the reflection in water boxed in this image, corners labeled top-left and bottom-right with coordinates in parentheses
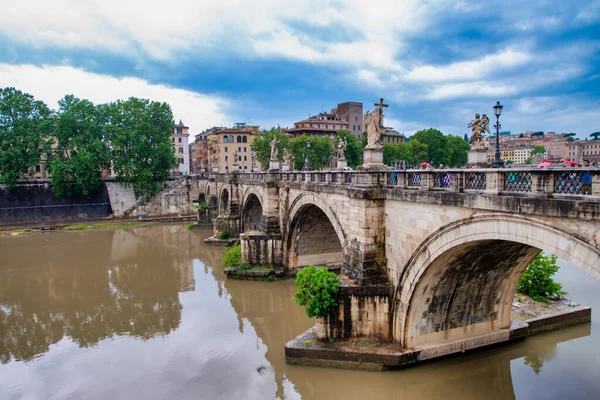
top-left (0, 225), bottom-right (599, 400)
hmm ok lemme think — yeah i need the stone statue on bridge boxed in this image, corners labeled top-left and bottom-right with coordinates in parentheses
top-left (468, 113), bottom-right (490, 149)
top-left (283, 148), bottom-right (292, 165)
top-left (363, 107), bottom-right (385, 149)
top-left (336, 138), bottom-right (347, 161)
top-left (270, 137), bottom-right (279, 161)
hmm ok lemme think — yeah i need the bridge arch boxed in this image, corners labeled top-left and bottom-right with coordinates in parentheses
top-left (396, 214), bottom-right (600, 347)
top-left (241, 188), bottom-right (263, 232)
top-left (286, 193), bottom-right (346, 269)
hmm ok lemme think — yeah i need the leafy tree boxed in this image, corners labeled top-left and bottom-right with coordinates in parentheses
top-left (590, 132), bottom-right (600, 140)
top-left (446, 135), bottom-right (470, 167)
top-left (408, 139), bottom-right (429, 164)
top-left (48, 95), bottom-right (110, 196)
top-left (383, 140), bottom-right (429, 166)
top-left (463, 133), bottom-right (469, 143)
top-left (531, 145), bottom-right (546, 155)
top-left (519, 133), bottom-right (524, 138)
top-left (0, 87), bottom-right (52, 187)
top-left (517, 253), bottom-right (566, 303)
top-left (413, 128), bottom-right (448, 166)
top-left (290, 135), bottom-right (332, 170)
top-left (105, 98), bottom-right (176, 200)
top-left (294, 265), bottom-right (340, 318)
top-left (335, 130), bottom-right (362, 168)
top-left (250, 127), bottom-right (289, 170)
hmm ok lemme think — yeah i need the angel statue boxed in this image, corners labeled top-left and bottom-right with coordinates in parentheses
top-left (283, 148), bottom-right (292, 165)
top-left (336, 138), bottom-right (347, 161)
top-left (363, 107), bottom-right (385, 149)
top-left (233, 150), bottom-right (239, 162)
top-left (270, 137), bottom-right (278, 161)
top-left (467, 113), bottom-right (490, 149)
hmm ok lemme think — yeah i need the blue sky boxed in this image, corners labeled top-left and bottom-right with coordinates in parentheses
top-left (0, 0), bottom-right (599, 138)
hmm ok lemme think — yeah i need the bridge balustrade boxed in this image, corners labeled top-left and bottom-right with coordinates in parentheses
top-left (214, 169), bottom-right (598, 198)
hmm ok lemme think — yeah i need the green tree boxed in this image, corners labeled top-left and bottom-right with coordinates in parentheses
top-left (408, 139), bottom-right (429, 164)
top-left (383, 144), bottom-right (398, 165)
top-left (0, 87), bottom-right (52, 187)
top-left (48, 95), bottom-right (110, 196)
top-left (335, 130), bottom-right (361, 168)
top-left (531, 145), bottom-right (546, 155)
top-left (290, 135), bottom-right (332, 170)
top-left (250, 127), bottom-right (289, 170)
top-left (294, 265), bottom-right (340, 318)
top-left (517, 253), bottom-right (566, 303)
top-left (463, 133), bottom-right (469, 143)
top-left (383, 140), bottom-right (429, 166)
top-left (446, 135), bottom-right (470, 167)
top-left (412, 128), bottom-right (449, 166)
top-left (590, 132), bottom-right (600, 140)
top-left (105, 98), bottom-right (176, 200)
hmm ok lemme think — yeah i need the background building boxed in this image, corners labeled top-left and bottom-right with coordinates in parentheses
top-left (172, 120), bottom-right (190, 175)
top-left (567, 140), bottom-right (600, 164)
top-left (331, 102), bottom-right (363, 139)
top-left (203, 123), bottom-right (262, 173)
top-left (286, 113), bottom-right (348, 139)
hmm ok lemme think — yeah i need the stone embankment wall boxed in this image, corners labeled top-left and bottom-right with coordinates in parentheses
top-left (0, 181), bottom-right (111, 226)
top-left (0, 176), bottom-right (203, 226)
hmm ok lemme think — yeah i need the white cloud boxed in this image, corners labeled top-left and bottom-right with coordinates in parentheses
top-left (0, 0), bottom-right (449, 71)
top-left (0, 64), bottom-right (231, 132)
top-left (425, 81), bottom-right (519, 100)
top-left (406, 49), bottom-right (533, 82)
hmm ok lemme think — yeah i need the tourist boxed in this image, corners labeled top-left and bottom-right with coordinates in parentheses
top-left (581, 160), bottom-right (593, 195)
top-left (593, 161), bottom-right (598, 167)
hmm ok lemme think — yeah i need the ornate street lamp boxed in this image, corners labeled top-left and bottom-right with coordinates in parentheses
top-left (304, 141), bottom-right (311, 171)
top-left (491, 101), bottom-right (505, 168)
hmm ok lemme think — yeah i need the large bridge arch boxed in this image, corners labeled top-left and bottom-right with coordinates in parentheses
top-left (285, 193), bottom-right (346, 269)
top-left (241, 187), bottom-right (264, 232)
top-left (396, 214), bottom-right (600, 347)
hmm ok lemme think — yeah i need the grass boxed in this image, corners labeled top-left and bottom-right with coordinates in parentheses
top-left (303, 339), bottom-right (318, 347)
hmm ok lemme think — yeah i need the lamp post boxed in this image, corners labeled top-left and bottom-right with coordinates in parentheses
top-left (250, 151), bottom-right (255, 172)
top-left (491, 101), bottom-right (505, 168)
top-left (304, 141), bottom-right (311, 171)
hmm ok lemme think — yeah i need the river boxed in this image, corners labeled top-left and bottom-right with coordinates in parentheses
top-left (0, 224), bottom-right (598, 400)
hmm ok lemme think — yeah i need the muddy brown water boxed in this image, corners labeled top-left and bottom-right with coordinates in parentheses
top-left (0, 224), bottom-right (598, 400)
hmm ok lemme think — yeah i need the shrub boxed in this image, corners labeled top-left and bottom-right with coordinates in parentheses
top-left (193, 202), bottom-right (208, 212)
top-left (187, 223), bottom-right (194, 230)
top-left (218, 231), bottom-right (230, 240)
top-left (223, 244), bottom-right (241, 267)
top-left (294, 265), bottom-right (340, 318)
top-left (517, 253), bottom-right (567, 303)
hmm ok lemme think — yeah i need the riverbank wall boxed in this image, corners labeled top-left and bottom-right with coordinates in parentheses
top-left (0, 176), bottom-right (205, 227)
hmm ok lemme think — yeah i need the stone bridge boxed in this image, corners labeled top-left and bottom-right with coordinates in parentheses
top-left (196, 168), bottom-right (600, 360)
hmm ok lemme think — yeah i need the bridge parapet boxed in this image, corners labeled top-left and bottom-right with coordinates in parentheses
top-left (385, 168), bottom-right (600, 198)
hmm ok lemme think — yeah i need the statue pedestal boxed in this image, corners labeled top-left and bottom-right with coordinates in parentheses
top-left (282, 164), bottom-right (290, 172)
top-left (363, 147), bottom-right (386, 170)
top-left (467, 149), bottom-right (488, 167)
top-left (336, 159), bottom-right (347, 170)
top-left (269, 160), bottom-right (280, 171)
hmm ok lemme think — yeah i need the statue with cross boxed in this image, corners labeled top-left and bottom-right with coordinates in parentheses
top-left (363, 98), bottom-right (387, 149)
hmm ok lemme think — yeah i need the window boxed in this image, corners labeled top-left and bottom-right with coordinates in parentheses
top-left (229, 135), bottom-right (234, 142)
top-left (177, 128), bottom-right (182, 134)
top-left (178, 158), bottom-right (184, 164)
top-left (172, 137), bottom-right (175, 142)
top-left (237, 136), bottom-right (242, 143)
top-left (179, 147), bottom-right (183, 153)
top-left (355, 116), bottom-right (358, 121)
top-left (224, 136), bottom-right (228, 143)
top-left (224, 147), bottom-right (228, 152)
top-left (178, 137), bottom-right (182, 143)
top-left (35, 165), bottom-right (41, 172)
top-left (244, 155), bottom-right (247, 161)
top-left (243, 136), bottom-right (247, 143)
top-left (244, 147), bottom-right (247, 152)
top-left (244, 165), bottom-right (247, 169)
top-left (225, 156), bottom-right (228, 161)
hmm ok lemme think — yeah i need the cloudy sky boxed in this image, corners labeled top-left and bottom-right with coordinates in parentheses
top-left (0, 0), bottom-right (599, 137)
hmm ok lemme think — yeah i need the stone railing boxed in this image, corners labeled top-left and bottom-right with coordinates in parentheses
top-left (385, 168), bottom-right (600, 197)
top-left (203, 169), bottom-right (600, 198)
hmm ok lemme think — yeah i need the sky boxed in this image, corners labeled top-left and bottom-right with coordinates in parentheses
top-left (0, 0), bottom-right (599, 138)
